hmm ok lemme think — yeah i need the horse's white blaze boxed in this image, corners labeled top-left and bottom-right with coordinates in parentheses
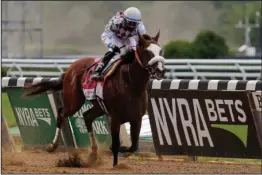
top-left (89, 132), bottom-right (98, 151)
top-left (147, 43), bottom-right (161, 56)
top-left (52, 128), bottom-right (61, 144)
top-left (147, 43), bottom-right (165, 66)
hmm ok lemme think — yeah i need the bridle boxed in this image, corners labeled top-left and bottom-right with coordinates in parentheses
top-left (125, 42), bottom-right (166, 84)
top-left (134, 45), bottom-right (165, 75)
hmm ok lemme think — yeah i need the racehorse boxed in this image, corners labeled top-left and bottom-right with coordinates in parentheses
top-left (23, 31), bottom-right (166, 167)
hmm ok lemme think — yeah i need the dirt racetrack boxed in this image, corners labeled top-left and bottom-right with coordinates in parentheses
top-left (2, 149), bottom-right (262, 174)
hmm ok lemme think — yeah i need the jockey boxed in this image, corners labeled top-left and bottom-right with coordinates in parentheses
top-left (91, 7), bottom-right (147, 81)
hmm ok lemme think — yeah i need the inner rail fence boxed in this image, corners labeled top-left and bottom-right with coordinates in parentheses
top-left (2, 57), bottom-right (261, 80)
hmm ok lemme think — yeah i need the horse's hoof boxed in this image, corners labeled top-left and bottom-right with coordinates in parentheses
top-left (46, 143), bottom-right (58, 153)
top-left (119, 146), bottom-right (130, 153)
top-left (87, 151), bottom-right (98, 164)
top-left (113, 163), bottom-right (117, 168)
top-left (123, 152), bottom-right (133, 159)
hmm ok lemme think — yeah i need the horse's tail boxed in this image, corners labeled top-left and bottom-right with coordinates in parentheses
top-left (23, 73), bottom-right (65, 97)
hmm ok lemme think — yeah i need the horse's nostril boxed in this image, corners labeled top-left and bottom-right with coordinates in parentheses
top-left (156, 68), bottom-right (165, 74)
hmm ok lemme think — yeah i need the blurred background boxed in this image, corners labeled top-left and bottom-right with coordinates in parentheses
top-left (2, 1), bottom-right (261, 58)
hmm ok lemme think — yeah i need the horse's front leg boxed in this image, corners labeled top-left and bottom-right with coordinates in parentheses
top-left (119, 120), bottom-right (142, 153)
top-left (83, 110), bottom-right (99, 153)
top-left (110, 116), bottom-right (121, 167)
top-left (83, 101), bottom-right (104, 158)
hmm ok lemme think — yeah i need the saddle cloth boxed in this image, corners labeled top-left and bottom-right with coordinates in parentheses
top-left (82, 56), bottom-right (122, 100)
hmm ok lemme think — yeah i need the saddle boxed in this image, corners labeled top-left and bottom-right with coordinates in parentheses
top-left (81, 56), bottom-right (122, 101)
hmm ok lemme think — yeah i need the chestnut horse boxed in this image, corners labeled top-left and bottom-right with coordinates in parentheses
top-left (23, 32), bottom-right (166, 167)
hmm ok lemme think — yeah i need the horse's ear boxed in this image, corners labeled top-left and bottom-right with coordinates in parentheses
top-left (153, 29), bottom-right (160, 42)
top-left (139, 34), bottom-right (148, 48)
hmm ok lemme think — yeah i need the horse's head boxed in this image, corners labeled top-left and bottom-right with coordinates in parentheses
top-left (136, 31), bottom-right (166, 80)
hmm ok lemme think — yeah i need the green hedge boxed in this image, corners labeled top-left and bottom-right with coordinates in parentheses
top-left (2, 67), bottom-right (8, 77)
top-left (163, 40), bottom-right (194, 58)
top-left (163, 30), bottom-right (230, 59)
top-left (192, 30), bottom-right (229, 58)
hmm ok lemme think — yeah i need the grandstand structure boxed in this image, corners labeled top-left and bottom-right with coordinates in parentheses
top-left (2, 1), bottom-right (44, 59)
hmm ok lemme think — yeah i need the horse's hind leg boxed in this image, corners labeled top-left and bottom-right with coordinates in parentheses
top-left (47, 82), bottom-right (85, 152)
top-left (46, 107), bottom-right (63, 152)
top-left (47, 107), bottom-right (71, 152)
top-left (83, 100), bottom-right (104, 154)
top-left (119, 119), bottom-right (142, 153)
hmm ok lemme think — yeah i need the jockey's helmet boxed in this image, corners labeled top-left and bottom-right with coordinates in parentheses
top-left (123, 7), bottom-right (142, 29)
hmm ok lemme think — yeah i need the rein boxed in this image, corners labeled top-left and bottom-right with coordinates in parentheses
top-left (135, 50), bottom-right (144, 69)
top-left (127, 64), bottom-right (133, 86)
top-left (126, 50), bottom-right (143, 88)
top-left (127, 49), bottom-right (150, 89)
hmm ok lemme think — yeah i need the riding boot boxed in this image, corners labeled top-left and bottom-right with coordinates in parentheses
top-left (91, 51), bottom-right (115, 81)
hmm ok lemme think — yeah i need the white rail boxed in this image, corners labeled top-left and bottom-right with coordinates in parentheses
top-left (2, 58), bottom-right (261, 80)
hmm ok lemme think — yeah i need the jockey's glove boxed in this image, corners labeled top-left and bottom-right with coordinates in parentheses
top-left (111, 45), bottom-right (121, 54)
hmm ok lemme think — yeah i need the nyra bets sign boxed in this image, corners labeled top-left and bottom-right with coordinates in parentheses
top-left (6, 88), bottom-right (64, 146)
top-left (148, 89), bottom-right (261, 159)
